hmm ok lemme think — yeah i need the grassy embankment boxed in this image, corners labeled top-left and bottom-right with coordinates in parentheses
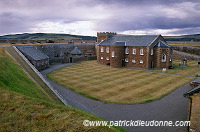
top-left (48, 60), bottom-right (196, 104)
top-left (0, 49), bottom-right (122, 132)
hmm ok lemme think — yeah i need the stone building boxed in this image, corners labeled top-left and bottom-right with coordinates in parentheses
top-left (70, 47), bottom-right (83, 56)
top-left (97, 32), bottom-right (173, 69)
top-left (184, 85), bottom-right (200, 132)
top-left (17, 46), bottom-right (49, 71)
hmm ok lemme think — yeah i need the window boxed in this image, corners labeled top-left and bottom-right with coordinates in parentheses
top-left (140, 49), bottom-right (144, 55)
top-left (101, 57), bottom-right (103, 60)
top-left (101, 47), bottom-right (104, 52)
top-left (170, 55), bottom-right (172, 61)
top-left (125, 58), bottom-right (128, 62)
top-left (106, 47), bottom-right (109, 53)
top-left (106, 57), bottom-right (109, 60)
top-left (132, 60), bottom-right (136, 63)
top-left (151, 48), bottom-right (153, 55)
top-left (140, 60), bottom-right (143, 64)
top-left (111, 51), bottom-right (115, 57)
top-left (161, 54), bottom-right (166, 62)
top-left (132, 49), bottom-right (136, 54)
top-left (125, 47), bottom-right (129, 54)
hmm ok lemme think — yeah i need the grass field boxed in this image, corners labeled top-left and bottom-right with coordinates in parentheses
top-left (48, 61), bottom-right (195, 104)
top-left (0, 51), bottom-right (122, 131)
top-left (157, 60), bottom-right (200, 76)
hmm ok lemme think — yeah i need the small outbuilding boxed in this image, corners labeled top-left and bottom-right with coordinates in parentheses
top-left (17, 46), bottom-right (49, 70)
top-left (70, 47), bottom-right (83, 56)
top-left (183, 84), bottom-right (200, 132)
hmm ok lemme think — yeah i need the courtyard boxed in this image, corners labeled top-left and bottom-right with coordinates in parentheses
top-left (48, 60), bottom-right (198, 104)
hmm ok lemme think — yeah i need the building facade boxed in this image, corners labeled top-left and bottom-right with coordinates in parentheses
top-left (97, 32), bottom-right (173, 69)
top-left (184, 84), bottom-right (200, 132)
top-left (17, 46), bottom-right (49, 71)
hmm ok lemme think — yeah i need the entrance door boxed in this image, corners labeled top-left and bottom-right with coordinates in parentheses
top-left (69, 57), bottom-right (73, 63)
top-left (150, 61), bottom-right (153, 68)
top-left (121, 59), bottom-right (125, 67)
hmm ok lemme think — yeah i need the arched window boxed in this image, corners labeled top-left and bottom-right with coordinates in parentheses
top-left (151, 48), bottom-right (153, 55)
top-left (140, 49), bottom-right (144, 55)
top-left (161, 54), bottom-right (166, 62)
top-left (101, 47), bottom-right (104, 52)
top-left (125, 47), bottom-right (129, 54)
top-left (106, 47), bottom-right (109, 53)
top-left (111, 51), bottom-right (115, 57)
top-left (132, 49), bottom-right (136, 54)
top-left (170, 55), bottom-right (172, 61)
top-left (125, 58), bottom-right (129, 62)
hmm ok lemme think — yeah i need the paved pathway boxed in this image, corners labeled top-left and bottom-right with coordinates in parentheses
top-left (41, 64), bottom-right (198, 132)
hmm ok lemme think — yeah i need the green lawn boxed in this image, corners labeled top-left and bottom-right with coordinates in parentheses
top-left (157, 60), bottom-right (200, 76)
top-left (0, 50), bottom-right (122, 132)
top-left (0, 51), bottom-right (52, 101)
top-left (48, 61), bottom-right (195, 104)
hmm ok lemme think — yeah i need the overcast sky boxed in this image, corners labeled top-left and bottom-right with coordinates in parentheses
top-left (0, 0), bottom-right (200, 36)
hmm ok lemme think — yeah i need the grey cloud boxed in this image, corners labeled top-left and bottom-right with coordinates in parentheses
top-left (0, 0), bottom-right (200, 35)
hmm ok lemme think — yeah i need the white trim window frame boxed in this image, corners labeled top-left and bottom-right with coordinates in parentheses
top-left (111, 51), bottom-right (115, 57)
top-left (132, 49), bottom-right (136, 55)
top-left (170, 55), bottom-right (172, 61)
top-left (161, 54), bottom-right (166, 62)
top-left (125, 58), bottom-right (129, 62)
top-left (106, 57), bottom-right (109, 60)
top-left (151, 48), bottom-right (153, 55)
top-left (101, 57), bottom-right (103, 60)
top-left (140, 49), bottom-right (144, 55)
top-left (132, 59), bottom-right (136, 63)
top-left (101, 47), bottom-right (104, 53)
top-left (106, 46), bottom-right (109, 53)
top-left (125, 47), bottom-right (129, 54)
top-left (140, 60), bottom-right (143, 64)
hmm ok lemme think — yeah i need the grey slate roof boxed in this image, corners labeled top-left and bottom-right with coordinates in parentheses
top-left (154, 40), bottom-right (172, 47)
top-left (17, 46), bottom-right (49, 61)
top-left (71, 47), bottom-right (83, 55)
top-left (98, 34), bottom-right (159, 47)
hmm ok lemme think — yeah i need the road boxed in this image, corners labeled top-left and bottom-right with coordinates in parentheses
top-left (41, 63), bottom-right (194, 132)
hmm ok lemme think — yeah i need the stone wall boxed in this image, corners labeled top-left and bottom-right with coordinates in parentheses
top-left (72, 55), bottom-right (97, 63)
top-left (190, 92), bottom-right (200, 132)
top-left (173, 50), bottom-right (200, 61)
top-left (33, 44), bottom-right (96, 64)
top-left (173, 45), bottom-right (200, 56)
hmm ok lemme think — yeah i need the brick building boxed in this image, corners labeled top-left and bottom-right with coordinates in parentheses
top-left (97, 32), bottom-right (173, 69)
top-left (184, 85), bottom-right (200, 132)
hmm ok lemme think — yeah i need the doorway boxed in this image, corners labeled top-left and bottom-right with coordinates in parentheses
top-left (121, 59), bottom-right (125, 67)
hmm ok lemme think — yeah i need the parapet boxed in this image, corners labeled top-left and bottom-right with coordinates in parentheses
top-left (97, 32), bottom-right (117, 36)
